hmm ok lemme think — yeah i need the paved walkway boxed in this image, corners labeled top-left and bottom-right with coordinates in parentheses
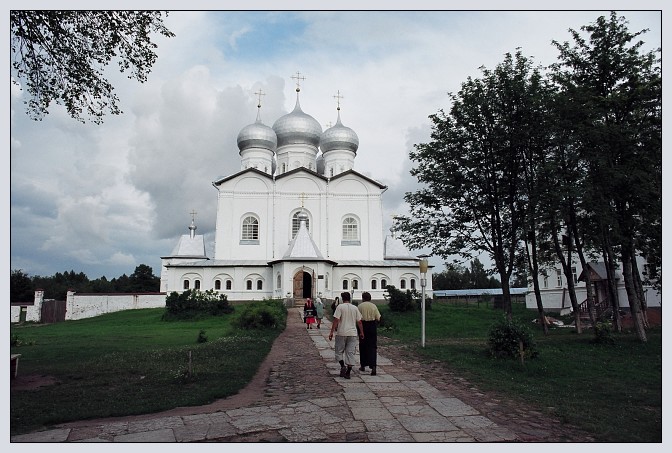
top-left (10, 308), bottom-right (586, 443)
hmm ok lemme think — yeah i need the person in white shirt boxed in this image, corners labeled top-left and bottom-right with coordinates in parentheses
top-left (328, 292), bottom-right (364, 379)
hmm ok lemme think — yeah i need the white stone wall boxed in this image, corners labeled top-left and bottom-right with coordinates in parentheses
top-left (9, 290), bottom-right (44, 323)
top-left (65, 292), bottom-right (167, 321)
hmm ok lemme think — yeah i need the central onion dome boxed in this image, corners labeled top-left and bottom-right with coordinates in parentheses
top-left (319, 110), bottom-right (359, 154)
top-left (237, 113), bottom-right (277, 153)
top-left (272, 97), bottom-right (322, 148)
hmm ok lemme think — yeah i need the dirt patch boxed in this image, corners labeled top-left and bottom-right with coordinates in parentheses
top-left (11, 374), bottom-right (59, 391)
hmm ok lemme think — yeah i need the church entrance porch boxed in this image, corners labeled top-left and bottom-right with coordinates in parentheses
top-left (293, 270), bottom-right (313, 305)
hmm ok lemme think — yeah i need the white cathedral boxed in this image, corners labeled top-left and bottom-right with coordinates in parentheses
top-left (159, 76), bottom-right (432, 302)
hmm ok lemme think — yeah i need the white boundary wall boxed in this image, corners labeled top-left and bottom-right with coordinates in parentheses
top-left (65, 292), bottom-right (167, 320)
top-left (10, 291), bottom-right (167, 323)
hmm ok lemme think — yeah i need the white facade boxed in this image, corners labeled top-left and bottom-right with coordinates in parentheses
top-left (160, 84), bottom-right (430, 302)
top-left (525, 257), bottom-right (661, 313)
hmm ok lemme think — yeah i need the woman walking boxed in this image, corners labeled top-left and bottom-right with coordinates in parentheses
top-left (314, 295), bottom-right (325, 329)
top-left (303, 298), bottom-right (317, 329)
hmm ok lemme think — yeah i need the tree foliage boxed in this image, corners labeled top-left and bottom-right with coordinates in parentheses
top-left (10, 11), bottom-right (174, 124)
top-left (432, 259), bottom-right (501, 290)
top-left (10, 270), bottom-right (34, 302)
top-left (397, 50), bottom-right (546, 317)
top-left (397, 12), bottom-right (660, 340)
top-left (11, 265), bottom-right (161, 301)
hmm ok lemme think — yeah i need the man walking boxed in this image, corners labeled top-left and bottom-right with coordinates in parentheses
top-left (358, 291), bottom-right (382, 375)
top-left (328, 292), bottom-right (364, 379)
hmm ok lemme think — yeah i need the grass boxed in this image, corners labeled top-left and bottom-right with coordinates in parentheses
top-left (10, 305), bottom-right (285, 436)
top-left (379, 302), bottom-right (662, 442)
top-left (11, 301), bottom-right (661, 442)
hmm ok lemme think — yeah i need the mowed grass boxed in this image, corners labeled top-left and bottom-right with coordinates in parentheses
top-left (10, 307), bottom-right (283, 436)
top-left (380, 302), bottom-right (662, 442)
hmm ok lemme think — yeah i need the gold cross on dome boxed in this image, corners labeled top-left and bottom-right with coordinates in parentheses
top-left (291, 71), bottom-right (306, 91)
top-left (254, 89), bottom-right (266, 108)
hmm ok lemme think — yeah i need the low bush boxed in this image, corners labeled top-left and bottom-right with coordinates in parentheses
top-left (592, 321), bottom-right (615, 344)
top-left (163, 290), bottom-right (234, 320)
top-left (487, 315), bottom-right (538, 360)
top-left (235, 299), bottom-right (287, 329)
top-left (385, 285), bottom-right (416, 312)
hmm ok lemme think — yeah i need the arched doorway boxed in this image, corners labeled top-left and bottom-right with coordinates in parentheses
top-left (293, 270), bottom-right (313, 299)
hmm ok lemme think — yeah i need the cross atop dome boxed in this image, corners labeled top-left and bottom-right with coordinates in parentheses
top-left (333, 90), bottom-right (344, 111)
top-left (254, 89), bottom-right (266, 109)
top-left (291, 71), bottom-right (306, 92)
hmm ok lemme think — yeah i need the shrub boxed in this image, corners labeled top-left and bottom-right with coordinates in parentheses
top-left (592, 321), bottom-right (615, 345)
top-left (385, 285), bottom-right (416, 312)
top-left (197, 330), bottom-right (208, 343)
top-left (411, 289), bottom-right (432, 311)
top-left (235, 299), bottom-right (287, 330)
top-left (487, 316), bottom-right (539, 360)
top-left (163, 290), bottom-right (234, 320)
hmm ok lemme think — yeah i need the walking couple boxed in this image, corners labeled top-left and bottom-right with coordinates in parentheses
top-left (328, 291), bottom-right (381, 379)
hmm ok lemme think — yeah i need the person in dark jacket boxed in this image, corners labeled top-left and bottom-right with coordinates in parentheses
top-left (357, 291), bottom-right (381, 375)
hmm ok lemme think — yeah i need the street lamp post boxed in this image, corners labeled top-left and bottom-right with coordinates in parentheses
top-left (419, 256), bottom-right (428, 348)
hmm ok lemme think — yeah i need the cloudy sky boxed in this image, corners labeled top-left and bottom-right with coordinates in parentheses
top-left (7, 4), bottom-right (664, 280)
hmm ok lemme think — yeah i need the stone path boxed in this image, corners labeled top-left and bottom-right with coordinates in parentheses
top-left (11, 308), bottom-right (592, 442)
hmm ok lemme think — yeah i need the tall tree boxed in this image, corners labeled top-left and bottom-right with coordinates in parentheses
top-left (11, 11), bottom-right (174, 123)
top-left (551, 12), bottom-right (661, 341)
top-left (397, 50), bottom-right (548, 318)
top-left (10, 269), bottom-right (34, 303)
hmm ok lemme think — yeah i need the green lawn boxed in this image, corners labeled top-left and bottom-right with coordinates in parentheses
top-left (11, 302), bottom-right (661, 442)
top-left (10, 307), bottom-right (283, 436)
top-left (379, 302), bottom-right (662, 442)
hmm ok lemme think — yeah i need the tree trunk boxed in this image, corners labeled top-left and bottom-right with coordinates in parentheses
top-left (550, 216), bottom-right (582, 333)
top-left (631, 251), bottom-right (649, 328)
top-left (602, 243), bottom-right (622, 332)
top-left (622, 249), bottom-right (647, 342)
top-left (525, 236), bottom-right (549, 334)
top-left (570, 210), bottom-right (598, 331)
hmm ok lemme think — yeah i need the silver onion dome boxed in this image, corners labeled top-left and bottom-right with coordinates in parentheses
top-left (272, 98), bottom-right (322, 148)
top-left (319, 111), bottom-right (359, 154)
top-left (237, 117), bottom-right (277, 153)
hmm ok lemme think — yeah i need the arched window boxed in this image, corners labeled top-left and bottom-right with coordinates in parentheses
top-left (410, 278), bottom-right (416, 290)
top-left (381, 279), bottom-right (387, 289)
top-left (371, 279), bottom-right (377, 290)
top-left (242, 216), bottom-right (259, 240)
top-left (282, 163), bottom-right (286, 173)
top-left (342, 280), bottom-right (348, 290)
top-left (257, 280), bottom-right (263, 290)
top-left (292, 212), bottom-right (310, 238)
top-left (277, 274), bottom-right (282, 289)
top-left (226, 280), bottom-right (232, 290)
top-left (215, 280), bottom-right (221, 290)
top-left (342, 216), bottom-right (358, 242)
top-left (400, 279), bottom-right (406, 289)
top-left (246, 280), bottom-right (253, 290)
top-left (183, 280), bottom-right (190, 290)
top-left (194, 280), bottom-right (201, 290)
top-left (352, 279), bottom-right (359, 290)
